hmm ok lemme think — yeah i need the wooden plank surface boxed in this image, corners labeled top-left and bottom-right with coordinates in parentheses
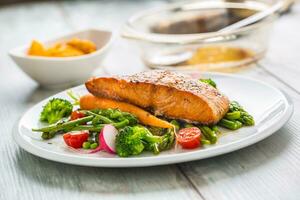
top-left (179, 67), bottom-right (300, 200)
top-left (0, 1), bottom-right (201, 200)
top-left (0, 0), bottom-right (300, 200)
top-left (260, 1), bottom-right (300, 92)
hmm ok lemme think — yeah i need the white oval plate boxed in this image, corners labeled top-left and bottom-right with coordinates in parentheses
top-left (13, 73), bottom-right (293, 167)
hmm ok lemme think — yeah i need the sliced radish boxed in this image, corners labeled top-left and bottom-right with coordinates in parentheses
top-left (89, 124), bottom-right (118, 154)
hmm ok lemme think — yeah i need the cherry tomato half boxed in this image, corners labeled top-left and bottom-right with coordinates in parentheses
top-left (177, 127), bottom-right (201, 149)
top-left (70, 110), bottom-right (85, 121)
top-left (63, 131), bottom-right (89, 149)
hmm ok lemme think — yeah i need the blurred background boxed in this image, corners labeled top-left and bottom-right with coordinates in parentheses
top-left (0, 0), bottom-right (296, 90)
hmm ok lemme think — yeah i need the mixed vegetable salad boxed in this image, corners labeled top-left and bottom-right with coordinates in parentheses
top-left (32, 79), bottom-right (255, 157)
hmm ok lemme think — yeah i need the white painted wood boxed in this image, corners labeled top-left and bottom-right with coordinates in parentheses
top-left (0, 0), bottom-right (300, 200)
top-left (259, 1), bottom-right (300, 92)
top-left (180, 67), bottom-right (300, 200)
top-left (0, 1), bottom-right (201, 200)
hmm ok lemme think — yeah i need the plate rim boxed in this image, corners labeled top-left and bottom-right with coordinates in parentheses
top-left (13, 72), bottom-right (294, 167)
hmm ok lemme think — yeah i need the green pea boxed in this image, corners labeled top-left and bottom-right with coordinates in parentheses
top-left (90, 143), bottom-right (98, 149)
top-left (87, 139), bottom-right (94, 143)
top-left (82, 141), bottom-right (91, 149)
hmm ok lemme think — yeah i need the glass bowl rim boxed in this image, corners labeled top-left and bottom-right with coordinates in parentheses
top-left (122, 0), bottom-right (278, 44)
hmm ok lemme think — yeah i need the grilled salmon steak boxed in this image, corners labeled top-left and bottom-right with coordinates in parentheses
top-left (85, 70), bottom-right (229, 124)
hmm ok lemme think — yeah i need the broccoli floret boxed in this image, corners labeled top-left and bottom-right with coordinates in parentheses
top-left (147, 127), bottom-right (166, 136)
top-left (199, 78), bottom-right (217, 88)
top-left (158, 128), bottom-right (175, 151)
top-left (115, 126), bottom-right (162, 157)
top-left (40, 98), bottom-right (73, 124)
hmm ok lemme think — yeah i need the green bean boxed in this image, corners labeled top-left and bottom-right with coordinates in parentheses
top-left (71, 119), bottom-right (129, 132)
top-left (85, 111), bottom-right (114, 124)
top-left (92, 116), bottom-right (102, 125)
top-left (32, 115), bottom-right (94, 133)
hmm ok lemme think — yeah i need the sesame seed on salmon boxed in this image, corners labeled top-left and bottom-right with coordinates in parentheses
top-left (85, 70), bottom-right (229, 124)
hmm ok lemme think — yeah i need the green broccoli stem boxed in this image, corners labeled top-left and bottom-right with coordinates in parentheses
top-left (225, 111), bottom-right (241, 120)
top-left (32, 115), bottom-right (94, 133)
top-left (199, 126), bottom-right (217, 144)
top-left (143, 134), bottom-right (162, 144)
top-left (159, 129), bottom-right (175, 150)
top-left (152, 143), bottom-right (160, 155)
top-left (218, 119), bottom-right (242, 130)
top-left (170, 120), bottom-right (180, 131)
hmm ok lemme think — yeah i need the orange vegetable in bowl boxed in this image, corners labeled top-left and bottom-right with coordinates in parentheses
top-left (67, 38), bottom-right (97, 54)
top-left (28, 40), bottom-right (47, 56)
top-left (49, 44), bottom-right (84, 57)
top-left (27, 38), bottom-right (97, 57)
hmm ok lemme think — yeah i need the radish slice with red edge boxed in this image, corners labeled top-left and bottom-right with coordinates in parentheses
top-left (89, 124), bottom-right (117, 154)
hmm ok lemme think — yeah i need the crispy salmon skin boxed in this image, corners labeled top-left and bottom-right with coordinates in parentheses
top-left (85, 70), bottom-right (229, 124)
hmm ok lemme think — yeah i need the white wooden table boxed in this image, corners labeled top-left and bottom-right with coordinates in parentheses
top-left (0, 1), bottom-right (300, 200)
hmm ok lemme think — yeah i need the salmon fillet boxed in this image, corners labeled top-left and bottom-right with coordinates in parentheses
top-left (85, 70), bottom-right (229, 124)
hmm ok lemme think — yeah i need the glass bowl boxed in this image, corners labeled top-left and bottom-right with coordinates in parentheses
top-left (122, 0), bottom-right (278, 72)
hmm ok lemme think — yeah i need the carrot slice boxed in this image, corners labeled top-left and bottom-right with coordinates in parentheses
top-left (80, 94), bottom-right (173, 128)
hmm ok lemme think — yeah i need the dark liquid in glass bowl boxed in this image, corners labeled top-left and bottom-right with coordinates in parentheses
top-left (151, 8), bottom-right (257, 34)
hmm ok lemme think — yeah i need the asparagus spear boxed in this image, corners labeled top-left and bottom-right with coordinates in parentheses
top-left (229, 101), bottom-right (255, 126)
top-left (211, 125), bottom-right (219, 133)
top-left (201, 139), bottom-right (211, 145)
top-left (225, 111), bottom-right (241, 120)
top-left (218, 119), bottom-right (243, 130)
top-left (238, 112), bottom-right (255, 126)
top-left (199, 126), bottom-right (217, 144)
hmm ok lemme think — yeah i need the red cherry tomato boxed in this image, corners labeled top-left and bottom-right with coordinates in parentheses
top-left (70, 111), bottom-right (85, 121)
top-left (177, 127), bottom-right (201, 149)
top-left (63, 131), bottom-right (89, 149)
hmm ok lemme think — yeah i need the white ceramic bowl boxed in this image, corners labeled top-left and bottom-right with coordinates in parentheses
top-left (9, 28), bottom-right (113, 89)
